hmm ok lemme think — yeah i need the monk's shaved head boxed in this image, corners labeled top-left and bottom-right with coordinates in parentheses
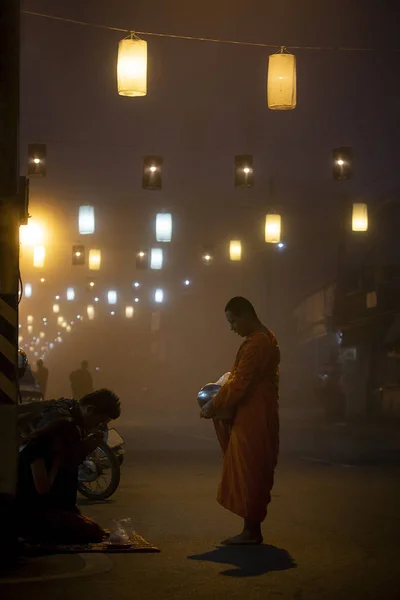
top-left (225, 297), bottom-right (257, 318)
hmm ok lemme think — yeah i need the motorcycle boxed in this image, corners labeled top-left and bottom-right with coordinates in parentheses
top-left (77, 426), bottom-right (125, 501)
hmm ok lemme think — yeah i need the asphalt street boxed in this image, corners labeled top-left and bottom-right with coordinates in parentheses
top-left (2, 419), bottom-right (400, 599)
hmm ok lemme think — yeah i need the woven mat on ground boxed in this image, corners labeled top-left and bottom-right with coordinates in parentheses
top-left (22, 532), bottom-right (160, 555)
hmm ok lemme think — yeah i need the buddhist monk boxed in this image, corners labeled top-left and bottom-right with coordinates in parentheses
top-left (201, 296), bottom-right (280, 545)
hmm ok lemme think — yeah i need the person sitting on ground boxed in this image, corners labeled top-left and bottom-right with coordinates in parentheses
top-left (16, 389), bottom-right (121, 545)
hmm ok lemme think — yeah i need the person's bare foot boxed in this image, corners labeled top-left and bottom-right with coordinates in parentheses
top-left (220, 531), bottom-right (263, 545)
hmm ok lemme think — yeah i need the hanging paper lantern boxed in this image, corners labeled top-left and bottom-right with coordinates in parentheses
top-left (156, 213), bottom-right (172, 242)
top-left (108, 290), bottom-right (117, 305)
top-left (265, 214), bottom-right (281, 243)
top-left (79, 205), bottom-right (95, 235)
top-left (25, 283), bottom-right (32, 298)
top-left (117, 36), bottom-right (147, 97)
top-left (150, 248), bottom-right (163, 270)
top-left (27, 315), bottom-right (33, 325)
top-left (20, 220), bottom-right (44, 247)
top-left (154, 289), bottom-right (164, 303)
top-left (27, 325), bottom-right (33, 335)
top-left (89, 249), bottom-right (101, 271)
top-left (229, 240), bottom-right (242, 261)
top-left (39, 332), bottom-right (45, 339)
top-left (33, 246), bottom-right (45, 268)
top-left (87, 305), bottom-right (95, 320)
top-left (53, 304), bottom-right (60, 314)
top-left (125, 306), bottom-right (134, 318)
top-left (352, 203), bottom-right (368, 232)
top-left (67, 287), bottom-right (75, 301)
top-left (267, 50), bottom-right (297, 110)
top-left (57, 316), bottom-right (64, 325)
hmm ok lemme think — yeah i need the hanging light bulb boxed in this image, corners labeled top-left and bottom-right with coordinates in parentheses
top-left (87, 305), bottom-right (95, 320)
top-left (352, 203), bottom-right (368, 232)
top-left (267, 48), bottom-right (297, 110)
top-left (117, 34), bottom-right (147, 97)
top-left (78, 205), bottom-right (95, 235)
top-left (67, 287), bottom-right (75, 301)
top-left (156, 213), bottom-right (172, 242)
top-left (89, 249), bottom-right (101, 271)
top-left (25, 283), bottom-right (32, 298)
top-left (229, 240), bottom-right (242, 261)
top-left (125, 306), bottom-right (134, 318)
top-left (265, 213), bottom-right (282, 244)
top-left (33, 246), bottom-right (45, 268)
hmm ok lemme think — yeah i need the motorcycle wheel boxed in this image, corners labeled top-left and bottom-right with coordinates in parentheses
top-left (77, 442), bottom-right (121, 501)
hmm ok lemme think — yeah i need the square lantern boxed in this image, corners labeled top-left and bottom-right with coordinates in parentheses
top-left (33, 246), bottom-right (45, 268)
top-left (25, 283), bottom-right (32, 298)
top-left (79, 205), bottom-right (95, 235)
top-left (67, 287), bottom-right (75, 301)
top-left (143, 156), bottom-right (163, 190)
top-left (88, 249), bottom-right (101, 271)
top-left (333, 147), bottom-right (353, 180)
top-left (108, 290), bottom-right (117, 305)
top-left (156, 213), bottom-right (172, 242)
top-left (154, 289), bottom-right (164, 303)
top-left (267, 51), bottom-right (297, 110)
top-left (125, 306), bottom-right (134, 318)
top-left (150, 248), bottom-right (163, 270)
top-left (265, 214), bottom-right (281, 243)
top-left (87, 305), bottom-right (95, 320)
top-left (235, 156), bottom-right (253, 187)
top-left (352, 203), bottom-right (368, 232)
top-left (229, 240), bottom-right (242, 261)
top-left (72, 245), bottom-right (85, 266)
top-left (117, 37), bottom-right (147, 97)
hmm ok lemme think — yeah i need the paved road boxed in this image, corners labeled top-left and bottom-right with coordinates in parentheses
top-left (3, 420), bottom-right (400, 599)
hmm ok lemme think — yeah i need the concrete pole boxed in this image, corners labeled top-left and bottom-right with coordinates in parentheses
top-left (0, 0), bottom-right (21, 564)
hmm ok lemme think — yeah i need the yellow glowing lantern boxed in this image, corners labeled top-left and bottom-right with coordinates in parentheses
top-left (27, 315), bottom-right (34, 325)
top-left (20, 220), bottom-right (44, 247)
top-left (39, 332), bottom-right (45, 339)
top-left (89, 249), bottom-right (101, 271)
top-left (33, 246), bottom-right (46, 268)
top-left (352, 203), bottom-right (368, 232)
top-left (125, 306), bottom-right (134, 318)
top-left (66, 325), bottom-right (72, 333)
top-left (27, 325), bottom-right (33, 335)
top-left (117, 35), bottom-right (147, 97)
top-left (87, 305), bottom-right (95, 320)
top-left (265, 214), bottom-right (281, 243)
top-left (229, 240), bottom-right (242, 261)
top-left (57, 316), bottom-right (64, 326)
top-left (53, 304), bottom-right (60, 314)
top-left (267, 49), bottom-right (297, 110)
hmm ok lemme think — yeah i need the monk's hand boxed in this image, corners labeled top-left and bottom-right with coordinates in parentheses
top-left (200, 399), bottom-right (215, 420)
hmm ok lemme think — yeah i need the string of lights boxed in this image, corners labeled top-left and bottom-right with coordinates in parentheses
top-left (22, 10), bottom-right (400, 53)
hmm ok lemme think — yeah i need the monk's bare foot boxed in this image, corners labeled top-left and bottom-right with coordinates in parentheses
top-left (221, 531), bottom-right (263, 546)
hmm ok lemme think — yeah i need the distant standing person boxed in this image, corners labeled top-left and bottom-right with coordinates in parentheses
top-left (69, 361), bottom-right (94, 400)
top-left (35, 359), bottom-right (49, 399)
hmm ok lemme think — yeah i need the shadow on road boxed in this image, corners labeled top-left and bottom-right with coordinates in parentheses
top-left (188, 544), bottom-right (296, 577)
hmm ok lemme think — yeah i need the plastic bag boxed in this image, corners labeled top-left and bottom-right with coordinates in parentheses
top-left (108, 518), bottom-right (133, 544)
top-left (216, 372), bottom-right (231, 386)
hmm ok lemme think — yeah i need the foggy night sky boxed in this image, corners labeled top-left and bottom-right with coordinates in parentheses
top-left (20, 0), bottom-right (400, 316)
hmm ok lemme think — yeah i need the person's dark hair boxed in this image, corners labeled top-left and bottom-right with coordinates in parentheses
top-left (225, 296), bottom-right (257, 318)
top-left (80, 389), bottom-right (121, 420)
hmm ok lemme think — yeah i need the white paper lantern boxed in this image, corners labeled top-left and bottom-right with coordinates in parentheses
top-left (352, 203), bottom-right (368, 232)
top-left (229, 240), bottom-right (242, 261)
top-left (79, 205), bottom-right (95, 235)
top-left (108, 290), bottom-right (117, 305)
top-left (125, 306), bottom-right (134, 318)
top-left (267, 51), bottom-right (297, 110)
top-left (87, 305), bottom-right (95, 320)
top-left (67, 287), bottom-right (75, 301)
top-left (117, 37), bottom-right (147, 97)
top-left (150, 248), bottom-right (163, 270)
top-left (89, 249), bottom-right (101, 270)
top-left (25, 283), bottom-right (32, 298)
top-left (27, 315), bottom-right (33, 325)
top-left (154, 289), bottom-right (164, 303)
top-left (156, 213), bottom-right (172, 242)
top-left (27, 325), bottom-right (33, 335)
top-left (33, 246), bottom-right (45, 268)
top-left (53, 304), bottom-right (60, 314)
top-left (265, 214), bottom-right (281, 243)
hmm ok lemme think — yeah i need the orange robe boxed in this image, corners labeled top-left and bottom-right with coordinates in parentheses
top-left (212, 330), bottom-right (280, 523)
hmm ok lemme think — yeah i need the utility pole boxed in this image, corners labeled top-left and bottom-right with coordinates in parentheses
top-left (0, 0), bottom-right (21, 564)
